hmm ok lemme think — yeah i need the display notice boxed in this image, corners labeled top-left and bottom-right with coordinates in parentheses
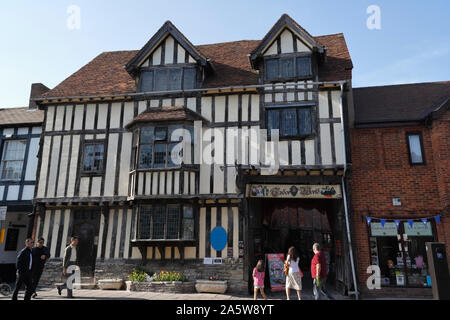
top-left (266, 253), bottom-right (285, 292)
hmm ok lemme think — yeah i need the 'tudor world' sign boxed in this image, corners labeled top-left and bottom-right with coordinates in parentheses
top-left (246, 184), bottom-right (342, 199)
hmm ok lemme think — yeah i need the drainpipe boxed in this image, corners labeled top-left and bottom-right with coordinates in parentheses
top-left (339, 82), bottom-right (359, 300)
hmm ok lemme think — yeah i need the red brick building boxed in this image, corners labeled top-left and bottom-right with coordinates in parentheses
top-left (350, 81), bottom-right (450, 298)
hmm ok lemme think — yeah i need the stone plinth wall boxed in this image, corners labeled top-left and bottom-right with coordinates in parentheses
top-left (39, 258), bottom-right (247, 294)
top-left (126, 281), bottom-right (195, 293)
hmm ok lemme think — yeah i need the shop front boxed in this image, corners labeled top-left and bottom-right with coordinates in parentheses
top-left (244, 181), bottom-right (354, 294)
top-left (367, 218), bottom-right (439, 288)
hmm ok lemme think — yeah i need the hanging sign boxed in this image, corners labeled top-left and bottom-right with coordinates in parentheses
top-left (266, 253), bottom-right (286, 292)
top-left (247, 184), bottom-right (342, 199)
top-left (370, 222), bottom-right (398, 236)
top-left (404, 222), bottom-right (432, 236)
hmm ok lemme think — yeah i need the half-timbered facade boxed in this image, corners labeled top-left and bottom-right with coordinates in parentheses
top-left (32, 14), bottom-right (356, 293)
top-left (0, 83), bottom-right (47, 282)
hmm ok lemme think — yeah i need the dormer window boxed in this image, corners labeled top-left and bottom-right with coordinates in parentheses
top-left (265, 55), bottom-right (312, 82)
top-left (139, 66), bottom-right (197, 92)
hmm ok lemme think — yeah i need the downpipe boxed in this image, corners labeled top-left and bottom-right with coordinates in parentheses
top-left (339, 83), bottom-right (359, 300)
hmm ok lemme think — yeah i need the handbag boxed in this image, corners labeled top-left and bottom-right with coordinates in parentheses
top-left (283, 260), bottom-right (290, 276)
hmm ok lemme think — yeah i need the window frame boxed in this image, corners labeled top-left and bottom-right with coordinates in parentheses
top-left (80, 140), bottom-right (106, 176)
top-left (139, 65), bottom-right (198, 92)
top-left (0, 139), bottom-right (27, 181)
top-left (406, 132), bottom-right (426, 166)
top-left (264, 52), bottom-right (313, 82)
top-left (137, 204), bottom-right (196, 241)
top-left (265, 104), bottom-right (315, 140)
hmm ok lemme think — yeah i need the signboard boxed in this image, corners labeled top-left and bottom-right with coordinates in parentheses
top-left (370, 222), bottom-right (398, 236)
top-left (247, 184), bottom-right (342, 199)
top-left (0, 206), bottom-right (7, 221)
top-left (266, 253), bottom-right (285, 291)
top-left (404, 222), bottom-right (433, 236)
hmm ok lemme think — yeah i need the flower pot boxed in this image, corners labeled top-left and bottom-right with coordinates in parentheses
top-left (195, 280), bottom-right (228, 294)
top-left (98, 279), bottom-right (123, 290)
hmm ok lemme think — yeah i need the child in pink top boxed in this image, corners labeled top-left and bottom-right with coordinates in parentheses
top-left (253, 259), bottom-right (268, 300)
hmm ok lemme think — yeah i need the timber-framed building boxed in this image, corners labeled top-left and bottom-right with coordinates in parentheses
top-left (32, 14), bottom-right (357, 294)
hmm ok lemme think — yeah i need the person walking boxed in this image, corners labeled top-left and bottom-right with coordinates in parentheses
top-left (31, 237), bottom-right (51, 298)
top-left (311, 243), bottom-right (334, 300)
top-left (252, 259), bottom-right (267, 300)
top-left (285, 246), bottom-right (303, 300)
top-left (57, 236), bottom-right (79, 298)
top-left (11, 238), bottom-right (34, 300)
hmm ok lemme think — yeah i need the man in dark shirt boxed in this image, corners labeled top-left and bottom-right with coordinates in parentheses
top-left (311, 242), bottom-right (335, 300)
top-left (12, 238), bottom-right (34, 300)
top-left (31, 237), bottom-right (51, 298)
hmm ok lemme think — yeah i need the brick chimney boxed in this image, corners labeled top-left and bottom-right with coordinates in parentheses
top-left (29, 83), bottom-right (50, 109)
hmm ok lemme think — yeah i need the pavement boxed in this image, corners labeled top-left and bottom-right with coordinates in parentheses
top-left (0, 286), bottom-right (350, 301)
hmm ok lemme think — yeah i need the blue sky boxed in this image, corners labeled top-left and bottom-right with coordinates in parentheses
top-left (1, 0), bottom-right (449, 107)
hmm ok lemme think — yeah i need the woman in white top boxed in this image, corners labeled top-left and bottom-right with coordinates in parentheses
top-left (285, 246), bottom-right (302, 300)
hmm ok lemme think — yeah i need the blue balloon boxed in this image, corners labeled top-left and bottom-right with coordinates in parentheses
top-left (210, 227), bottom-right (227, 251)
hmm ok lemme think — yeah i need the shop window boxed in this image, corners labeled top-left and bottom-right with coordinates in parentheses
top-left (267, 107), bottom-right (313, 138)
top-left (137, 204), bottom-right (195, 241)
top-left (0, 140), bottom-right (27, 181)
top-left (369, 221), bottom-right (434, 287)
top-left (407, 133), bottom-right (425, 165)
top-left (139, 67), bottom-right (197, 92)
top-left (81, 142), bottom-right (104, 174)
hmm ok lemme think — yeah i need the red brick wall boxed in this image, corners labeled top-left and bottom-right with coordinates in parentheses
top-left (350, 118), bottom-right (449, 298)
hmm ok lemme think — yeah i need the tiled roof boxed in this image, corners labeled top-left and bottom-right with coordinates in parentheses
top-left (125, 106), bottom-right (208, 128)
top-left (40, 36), bottom-right (352, 100)
top-left (0, 107), bottom-right (44, 126)
top-left (353, 81), bottom-right (450, 124)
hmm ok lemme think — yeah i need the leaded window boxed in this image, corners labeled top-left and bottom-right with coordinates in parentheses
top-left (137, 204), bottom-right (195, 240)
top-left (139, 67), bottom-right (197, 92)
top-left (0, 140), bottom-right (26, 180)
top-left (266, 107), bottom-right (313, 138)
top-left (82, 142), bottom-right (104, 173)
top-left (265, 56), bottom-right (312, 81)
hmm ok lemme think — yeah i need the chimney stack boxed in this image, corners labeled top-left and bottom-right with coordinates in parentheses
top-left (29, 83), bottom-right (50, 109)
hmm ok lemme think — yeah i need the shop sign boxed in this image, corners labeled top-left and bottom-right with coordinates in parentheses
top-left (370, 222), bottom-right (398, 236)
top-left (404, 222), bottom-right (432, 236)
top-left (266, 253), bottom-right (285, 292)
top-left (247, 184), bottom-right (342, 199)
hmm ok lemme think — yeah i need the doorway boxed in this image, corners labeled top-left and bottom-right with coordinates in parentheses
top-left (71, 209), bottom-right (100, 277)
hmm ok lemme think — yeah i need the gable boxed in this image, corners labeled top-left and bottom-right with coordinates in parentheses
top-left (139, 35), bottom-right (197, 67)
top-left (263, 27), bottom-right (312, 56)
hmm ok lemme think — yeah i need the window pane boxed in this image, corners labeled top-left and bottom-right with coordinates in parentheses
top-left (298, 108), bottom-right (312, 135)
top-left (297, 57), bottom-right (312, 77)
top-left (182, 206), bottom-right (194, 240)
top-left (168, 69), bottom-right (182, 91)
top-left (3, 140), bottom-right (26, 161)
top-left (140, 71), bottom-right (154, 92)
top-left (183, 68), bottom-right (196, 89)
top-left (167, 143), bottom-right (181, 168)
top-left (267, 110), bottom-right (280, 135)
top-left (152, 206), bottom-right (165, 239)
top-left (139, 206), bottom-right (152, 239)
top-left (168, 125), bottom-right (183, 142)
top-left (83, 144), bottom-right (104, 172)
top-left (280, 58), bottom-right (294, 78)
top-left (140, 127), bottom-right (154, 144)
top-left (155, 127), bottom-right (167, 141)
top-left (408, 135), bottom-right (423, 163)
top-left (154, 69), bottom-right (168, 91)
top-left (153, 144), bottom-right (166, 168)
top-left (281, 109), bottom-right (298, 136)
top-left (138, 144), bottom-right (153, 169)
top-left (167, 206), bottom-right (180, 239)
top-left (1, 140), bottom-right (26, 180)
top-left (266, 59), bottom-right (279, 80)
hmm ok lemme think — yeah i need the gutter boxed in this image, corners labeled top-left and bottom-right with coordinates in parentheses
top-left (339, 82), bottom-right (359, 300)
